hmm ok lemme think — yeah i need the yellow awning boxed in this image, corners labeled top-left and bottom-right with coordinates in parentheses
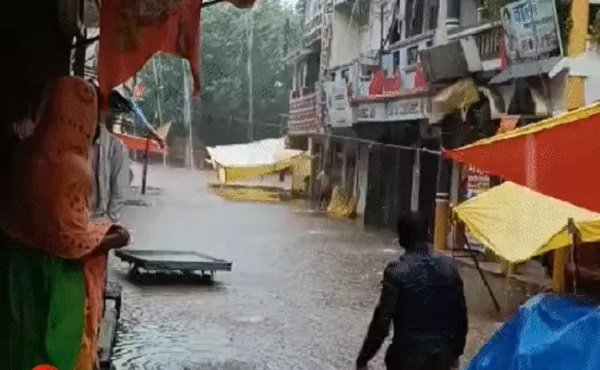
top-left (207, 138), bottom-right (305, 182)
top-left (453, 181), bottom-right (600, 263)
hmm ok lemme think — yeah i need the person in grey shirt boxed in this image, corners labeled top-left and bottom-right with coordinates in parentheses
top-left (90, 115), bottom-right (130, 222)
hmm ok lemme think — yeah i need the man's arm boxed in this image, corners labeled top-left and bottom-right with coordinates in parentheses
top-left (107, 139), bottom-right (129, 222)
top-left (356, 264), bottom-right (400, 368)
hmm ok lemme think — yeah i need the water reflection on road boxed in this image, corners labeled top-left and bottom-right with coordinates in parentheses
top-left (109, 166), bottom-right (499, 370)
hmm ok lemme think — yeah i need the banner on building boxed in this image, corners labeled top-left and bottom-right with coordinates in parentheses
top-left (500, 0), bottom-right (562, 62)
top-left (324, 81), bottom-right (352, 127)
top-left (356, 97), bottom-right (428, 122)
top-left (463, 166), bottom-right (491, 253)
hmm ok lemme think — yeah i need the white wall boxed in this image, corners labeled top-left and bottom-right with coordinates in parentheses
top-left (459, 0), bottom-right (479, 29)
top-left (585, 76), bottom-right (600, 105)
top-left (366, 0), bottom-right (396, 54)
top-left (548, 71), bottom-right (567, 114)
top-left (330, 11), bottom-right (361, 67)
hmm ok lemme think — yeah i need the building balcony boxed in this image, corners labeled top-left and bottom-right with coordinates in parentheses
top-left (288, 88), bottom-right (321, 135)
top-left (352, 65), bottom-right (429, 101)
top-left (448, 22), bottom-right (502, 68)
top-left (303, 14), bottom-right (322, 47)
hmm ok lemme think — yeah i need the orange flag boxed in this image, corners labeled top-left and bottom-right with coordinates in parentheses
top-left (98, 0), bottom-right (202, 106)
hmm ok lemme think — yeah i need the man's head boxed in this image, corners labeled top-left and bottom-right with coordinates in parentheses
top-left (397, 211), bottom-right (428, 248)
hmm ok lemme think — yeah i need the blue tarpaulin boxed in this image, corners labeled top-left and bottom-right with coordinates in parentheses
top-left (468, 294), bottom-right (600, 370)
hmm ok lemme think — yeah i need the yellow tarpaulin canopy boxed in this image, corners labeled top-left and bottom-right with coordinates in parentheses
top-left (453, 181), bottom-right (600, 263)
top-left (206, 138), bottom-right (305, 183)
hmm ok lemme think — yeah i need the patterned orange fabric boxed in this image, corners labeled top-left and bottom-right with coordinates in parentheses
top-left (0, 77), bottom-right (112, 369)
top-left (99, 0), bottom-right (202, 106)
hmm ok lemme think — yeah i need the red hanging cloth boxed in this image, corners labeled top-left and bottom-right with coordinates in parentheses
top-left (98, 0), bottom-right (202, 106)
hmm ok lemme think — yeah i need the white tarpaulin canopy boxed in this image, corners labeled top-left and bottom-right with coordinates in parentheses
top-left (206, 137), bottom-right (305, 182)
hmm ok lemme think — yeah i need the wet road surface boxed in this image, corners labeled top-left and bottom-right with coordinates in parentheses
top-left (109, 165), bottom-right (502, 370)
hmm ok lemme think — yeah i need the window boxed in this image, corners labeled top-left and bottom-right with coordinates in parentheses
top-left (405, 0), bottom-right (424, 37)
top-left (407, 46), bottom-right (419, 65)
top-left (390, 19), bottom-right (402, 44)
top-left (341, 69), bottom-right (349, 83)
top-left (427, 0), bottom-right (438, 30)
top-left (330, 72), bottom-right (336, 81)
top-left (393, 51), bottom-right (400, 72)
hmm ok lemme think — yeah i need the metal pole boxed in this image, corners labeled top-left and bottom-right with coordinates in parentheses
top-left (182, 59), bottom-right (194, 169)
top-left (152, 58), bottom-right (167, 167)
top-left (379, 2), bottom-right (384, 66)
top-left (567, 218), bottom-right (579, 294)
top-left (410, 146), bottom-right (421, 212)
top-left (463, 230), bottom-right (501, 312)
top-left (247, 9), bottom-right (255, 142)
top-left (141, 137), bottom-right (150, 195)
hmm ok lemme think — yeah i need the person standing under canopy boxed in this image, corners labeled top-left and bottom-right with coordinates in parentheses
top-left (0, 77), bottom-right (130, 370)
top-left (89, 85), bottom-right (131, 223)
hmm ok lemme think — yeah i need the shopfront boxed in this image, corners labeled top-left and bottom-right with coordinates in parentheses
top-left (352, 91), bottom-right (438, 231)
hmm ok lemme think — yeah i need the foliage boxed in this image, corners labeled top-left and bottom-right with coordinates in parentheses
top-left (134, 0), bottom-right (301, 143)
top-left (135, 55), bottom-right (188, 128)
top-left (200, 0), bottom-right (301, 131)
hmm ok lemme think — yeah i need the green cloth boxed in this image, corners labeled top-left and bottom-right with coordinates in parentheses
top-left (0, 233), bottom-right (85, 370)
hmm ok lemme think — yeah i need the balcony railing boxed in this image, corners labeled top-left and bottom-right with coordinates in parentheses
top-left (449, 22), bottom-right (502, 62)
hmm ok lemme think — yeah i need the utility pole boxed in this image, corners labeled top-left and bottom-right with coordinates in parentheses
top-left (152, 57), bottom-right (167, 166)
top-left (182, 59), bottom-right (194, 169)
top-left (247, 9), bottom-right (255, 142)
top-left (379, 1), bottom-right (384, 66)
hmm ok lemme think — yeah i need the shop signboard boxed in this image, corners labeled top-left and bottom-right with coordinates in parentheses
top-left (356, 97), bottom-right (427, 122)
top-left (386, 98), bottom-right (424, 120)
top-left (356, 101), bottom-right (387, 121)
top-left (463, 166), bottom-right (491, 253)
top-left (501, 0), bottom-right (562, 62)
top-left (324, 81), bottom-right (353, 127)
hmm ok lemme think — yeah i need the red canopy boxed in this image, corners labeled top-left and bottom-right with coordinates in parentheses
top-left (99, 0), bottom-right (202, 105)
top-left (445, 103), bottom-right (600, 212)
top-left (98, 0), bottom-right (256, 106)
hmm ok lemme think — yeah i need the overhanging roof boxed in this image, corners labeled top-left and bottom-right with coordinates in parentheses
top-left (490, 57), bottom-right (562, 84)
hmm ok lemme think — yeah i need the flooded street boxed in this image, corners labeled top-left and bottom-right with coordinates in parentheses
top-left (109, 165), bottom-right (501, 370)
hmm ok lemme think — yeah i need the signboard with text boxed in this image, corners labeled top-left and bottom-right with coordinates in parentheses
top-left (501, 0), bottom-right (562, 62)
top-left (463, 166), bottom-right (491, 253)
top-left (324, 81), bottom-right (353, 127)
top-left (356, 97), bottom-right (427, 122)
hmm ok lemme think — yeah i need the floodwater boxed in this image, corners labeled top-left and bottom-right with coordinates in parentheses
top-left (109, 165), bottom-right (502, 370)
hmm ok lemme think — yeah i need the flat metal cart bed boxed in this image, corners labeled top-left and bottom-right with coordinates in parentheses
top-left (115, 249), bottom-right (232, 281)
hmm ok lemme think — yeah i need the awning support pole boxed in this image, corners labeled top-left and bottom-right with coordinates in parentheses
top-left (567, 218), bottom-right (579, 295)
top-left (142, 137), bottom-right (150, 195)
top-left (463, 229), bottom-right (501, 312)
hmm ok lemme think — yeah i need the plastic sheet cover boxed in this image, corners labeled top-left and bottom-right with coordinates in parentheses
top-left (453, 181), bottom-right (600, 263)
top-left (467, 294), bottom-right (600, 370)
top-left (206, 138), bottom-right (305, 182)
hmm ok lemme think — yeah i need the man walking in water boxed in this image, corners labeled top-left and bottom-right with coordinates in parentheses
top-left (356, 212), bottom-right (468, 370)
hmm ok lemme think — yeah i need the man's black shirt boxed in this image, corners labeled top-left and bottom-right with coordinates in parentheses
top-left (357, 243), bottom-right (468, 368)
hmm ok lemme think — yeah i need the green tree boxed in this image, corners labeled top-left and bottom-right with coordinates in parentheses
top-left (132, 0), bottom-right (300, 144)
top-left (199, 0), bottom-right (301, 142)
